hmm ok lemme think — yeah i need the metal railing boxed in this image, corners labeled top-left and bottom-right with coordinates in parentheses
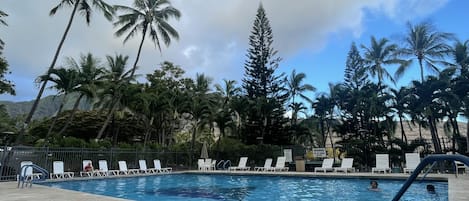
top-left (0, 146), bottom-right (195, 181)
top-left (392, 154), bottom-right (469, 201)
top-left (17, 164), bottom-right (49, 188)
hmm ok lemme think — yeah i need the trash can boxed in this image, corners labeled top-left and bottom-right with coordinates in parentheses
top-left (295, 160), bottom-right (305, 172)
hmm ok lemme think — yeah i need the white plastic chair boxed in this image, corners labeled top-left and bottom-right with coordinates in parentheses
top-left (267, 156), bottom-right (289, 172)
top-left (138, 160), bottom-right (154, 174)
top-left (254, 158), bottom-right (273, 171)
top-left (372, 154), bottom-right (391, 174)
top-left (228, 157), bottom-right (250, 171)
top-left (403, 153), bottom-right (420, 174)
top-left (117, 161), bottom-right (139, 175)
top-left (98, 160), bottom-right (118, 176)
top-left (334, 158), bottom-right (354, 174)
top-left (50, 161), bottom-right (74, 179)
top-left (80, 160), bottom-right (101, 177)
top-left (314, 158), bottom-right (334, 173)
top-left (154, 159), bottom-right (172, 173)
top-left (19, 161), bottom-right (41, 181)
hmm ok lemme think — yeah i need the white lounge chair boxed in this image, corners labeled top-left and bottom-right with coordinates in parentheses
top-left (334, 158), bottom-right (354, 173)
top-left (403, 153), bottom-right (420, 174)
top-left (314, 158), bottom-right (334, 173)
top-left (455, 161), bottom-right (468, 175)
top-left (98, 160), bottom-right (118, 176)
top-left (197, 159), bottom-right (206, 171)
top-left (117, 161), bottom-right (139, 175)
top-left (80, 160), bottom-right (101, 177)
top-left (254, 158), bottom-right (273, 171)
top-left (372, 154), bottom-right (391, 174)
top-left (50, 161), bottom-right (74, 179)
top-left (267, 156), bottom-right (289, 172)
top-left (138, 160), bottom-right (154, 174)
top-left (19, 161), bottom-right (42, 181)
top-left (228, 157), bottom-right (250, 171)
top-left (154, 159), bottom-right (172, 173)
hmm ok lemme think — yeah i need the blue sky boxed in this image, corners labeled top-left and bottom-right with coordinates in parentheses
top-left (1, 0), bottom-right (468, 103)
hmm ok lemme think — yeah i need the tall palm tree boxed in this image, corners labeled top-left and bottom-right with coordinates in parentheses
top-left (113, 0), bottom-right (181, 77)
top-left (214, 79), bottom-right (240, 137)
top-left (95, 54), bottom-right (133, 139)
top-left (95, 0), bottom-right (181, 140)
top-left (286, 69), bottom-right (315, 125)
top-left (0, 10), bottom-right (8, 53)
top-left (16, 0), bottom-right (114, 144)
top-left (57, 53), bottom-right (105, 136)
top-left (361, 36), bottom-right (409, 86)
top-left (451, 39), bottom-right (469, 75)
top-left (395, 21), bottom-right (454, 82)
top-left (389, 87), bottom-right (411, 144)
top-left (187, 74), bottom-right (212, 154)
top-left (36, 67), bottom-right (80, 144)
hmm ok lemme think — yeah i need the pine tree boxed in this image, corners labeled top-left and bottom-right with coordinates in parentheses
top-left (242, 4), bottom-right (288, 145)
top-left (344, 42), bottom-right (368, 90)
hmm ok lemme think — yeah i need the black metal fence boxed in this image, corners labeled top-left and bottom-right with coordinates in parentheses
top-left (0, 146), bottom-right (195, 181)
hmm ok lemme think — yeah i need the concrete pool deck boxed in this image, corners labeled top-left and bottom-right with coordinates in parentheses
top-left (0, 171), bottom-right (467, 201)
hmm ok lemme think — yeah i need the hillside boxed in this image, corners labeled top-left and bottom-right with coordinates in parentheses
top-left (0, 93), bottom-right (91, 119)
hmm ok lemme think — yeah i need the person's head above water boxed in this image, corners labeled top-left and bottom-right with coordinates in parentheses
top-left (426, 184), bottom-right (435, 193)
top-left (370, 180), bottom-right (378, 189)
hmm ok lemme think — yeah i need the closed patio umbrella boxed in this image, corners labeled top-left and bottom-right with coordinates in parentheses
top-left (200, 141), bottom-right (209, 159)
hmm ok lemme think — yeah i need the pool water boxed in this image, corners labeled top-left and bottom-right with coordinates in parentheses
top-left (41, 174), bottom-right (447, 201)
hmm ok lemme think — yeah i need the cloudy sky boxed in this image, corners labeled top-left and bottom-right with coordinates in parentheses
top-left (1, 0), bottom-right (468, 102)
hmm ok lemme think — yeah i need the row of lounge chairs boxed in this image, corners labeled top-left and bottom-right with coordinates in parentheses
top-left (198, 156), bottom-right (289, 172)
top-left (314, 153), bottom-right (421, 174)
top-left (20, 159), bottom-right (172, 180)
top-left (78, 159), bottom-right (172, 178)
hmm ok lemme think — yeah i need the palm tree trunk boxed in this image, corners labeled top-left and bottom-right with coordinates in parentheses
top-left (44, 94), bottom-right (69, 146)
top-left (419, 58), bottom-right (424, 82)
top-left (130, 27), bottom-right (147, 77)
top-left (327, 118), bottom-right (336, 160)
top-left (96, 96), bottom-right (120, 139)
top-left (15, 2), bottom-right (80, 145)
top-left (57, 93), bottom-right (84, 136)
top-left (398, 115), bottom-right (408, 144)
top-left (428, 116), bottom-right (442, 153)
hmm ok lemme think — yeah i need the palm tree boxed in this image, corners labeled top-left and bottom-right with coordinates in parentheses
top-left (0, 10), bottom-right (8, 53)
top-left (389, 87), bottom-right (411, 144)
top-left (36, 67), bottom-right (80, 144)
top-left (96, 0), bottom-right (181, 140)
top-left (187, 74), bottom-right (212, 154)
top-left (16, 0), bottom-right (114, 144)
top-left (113, 0), bottom-right (181, 77)
top-left (361, 36), bottom-right (409, 86)
top-left (451, 39), bottom-right (469, 152)
top-left (395, 21), bottom-right (454, 82)
top-left (214, 79), bottom-right (240, 137)
top-left (95, 54), bottom-right (133, 140)
top-left (451, 39), bottom-right (469, 75)
top-left (409, 78), bottom-right (446, 153)
top-left (57, 53), bottom-right (105, 136)
top-left (286, 69), bottom-right (315, 125)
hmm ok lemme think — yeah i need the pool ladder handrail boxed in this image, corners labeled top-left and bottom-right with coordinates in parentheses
top-left (392, 154), bottom-right (469, 201)
top-left (216, 160), bottom-right (231, 170)
top-left (17, 164), bottom-right (49, 188)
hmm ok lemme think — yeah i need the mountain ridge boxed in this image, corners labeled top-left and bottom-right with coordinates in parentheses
top-left (0, 93), bottom-right (90, 119)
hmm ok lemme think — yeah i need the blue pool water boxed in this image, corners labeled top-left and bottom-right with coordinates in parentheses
top-left (40, 174), bottom-right (447, 201)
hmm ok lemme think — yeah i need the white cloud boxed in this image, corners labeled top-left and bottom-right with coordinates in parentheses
top-left (0, 0), bottom-right (449, 101)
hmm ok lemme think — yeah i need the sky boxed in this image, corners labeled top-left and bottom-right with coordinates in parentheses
top-left (1, 0), bottom-right (469, 103)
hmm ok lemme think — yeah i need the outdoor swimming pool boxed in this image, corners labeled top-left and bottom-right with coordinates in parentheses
top-left (41, 174), bottom-right (447, 201)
